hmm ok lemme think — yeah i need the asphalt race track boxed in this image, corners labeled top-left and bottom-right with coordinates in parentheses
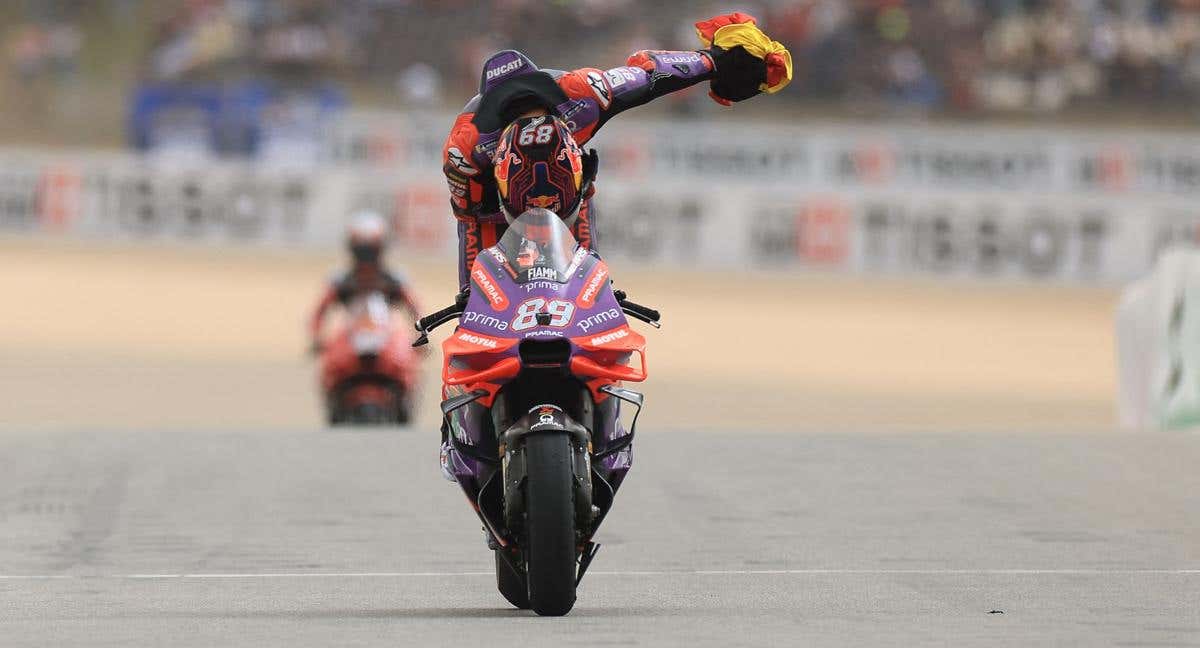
top-left (3, 426), bottom-right (1198, 646)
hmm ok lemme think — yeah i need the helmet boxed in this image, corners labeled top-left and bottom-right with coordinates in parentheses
top-left (493, 115), bottom-right (586, 226)
top-left (346, 210), bottom-right (387, 263)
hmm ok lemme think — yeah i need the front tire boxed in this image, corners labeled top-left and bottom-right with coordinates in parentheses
top-left (494, 550), bottom-right (530, 609)
top-left (522, 433), bottom-right (578, 616)
top-left (393, 387), bottom-right (412, 425)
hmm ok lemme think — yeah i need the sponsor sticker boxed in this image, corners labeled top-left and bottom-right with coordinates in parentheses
top-left (656, 53), bottom-right (702, 65)
top-left (586, 71), bottom-right (611, 109)
top-left (446, 176), bottom-right (468, 198)
top-left (524, 329), bottom-right (564, 338)
top-left (576, 261), bottom-right (609, 308)
top-left (527, 266), bottom-right (558, 281)
top-left (530, 405), bottom-right (562, 430)
top-left (526, 194), bottom-right (561, 211)
top-left (565, 247), bottom-right (589, 276)
top-left (471, 264), bottom-right (510, 310)
top-left (589, 328), bottom-right (629, 346)
top-left (577, 307), bottom-right (620, 333)
top-left (446, 147), bottom-right (477, 176)
top-left (487, 247), bottom-right (519, 279)
top-left (457, 331), bottom-right (498, 349)
top-left (462, 311), bottom-right (509, 331)
top-left (523, 280), bottom-right (560, 293)
top-left (486, 58), bottom-right (524, 81)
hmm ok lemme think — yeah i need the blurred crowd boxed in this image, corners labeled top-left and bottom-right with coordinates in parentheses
top-left (6, 21), bottom-right (82, 84)
top-left (777, 0), bottom-right (1200, 114)
top-left (6, 0), bottom-right (1200, 119)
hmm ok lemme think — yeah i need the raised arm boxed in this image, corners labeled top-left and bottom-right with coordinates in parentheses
top-left (560, 12), bottom-right (793, 135)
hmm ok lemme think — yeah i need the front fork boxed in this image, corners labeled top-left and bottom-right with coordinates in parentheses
top-left (441, 386), bottom-right (644, 585)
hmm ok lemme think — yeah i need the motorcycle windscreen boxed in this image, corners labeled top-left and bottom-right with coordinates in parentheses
top-left (496, 208), bottom-right (581, 284)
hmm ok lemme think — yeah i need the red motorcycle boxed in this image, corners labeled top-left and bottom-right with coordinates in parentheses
top-left (319, 292), bottom-right (420, 425)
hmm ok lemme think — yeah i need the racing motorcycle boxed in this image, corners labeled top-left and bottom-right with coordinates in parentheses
top-left (319, 291), bottom-right (419, 425)
top-left (414, 208), bottom-right (660, 616)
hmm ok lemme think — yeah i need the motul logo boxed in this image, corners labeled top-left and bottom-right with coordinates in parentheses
top-left (458, 332), bottom-right (498, 349)
top-left (486, 59), bottom-right (523, 80)
top-left (472, 265), bottom-right (509, 310)
top-left (589, 329), bottom-right (628, 346)
top-left (577, 262), bottom-right (609, 308)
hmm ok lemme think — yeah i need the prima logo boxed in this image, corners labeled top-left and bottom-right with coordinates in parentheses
top-left (486, 58), bottom-right (524, 81)
top-left (523, 280), bottom-right (560, 293)
top-left (589, 328), bottom-right (628, 346)
top-left (657, 53), bottom-right (700, 64)
top-left (457, 332), bottom-right (498, 349)
top-left (463, 311), bottom-right (509, 331)
top-left (577, 307), bottom-right (620, 333)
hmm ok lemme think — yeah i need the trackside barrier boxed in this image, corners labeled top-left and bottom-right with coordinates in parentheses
top-left (1116, 249), bottom-right (1200, 429)
top-left (8, 111), bottom-right (1200, 283)
top-left (0, 150), bottom-right (455, 253)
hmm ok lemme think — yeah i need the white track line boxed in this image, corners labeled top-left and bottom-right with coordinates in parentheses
top-left (2, 569), bottom-right (1199, 580)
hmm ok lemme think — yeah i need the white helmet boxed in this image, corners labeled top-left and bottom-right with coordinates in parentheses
top-left (347, 210), bottom-right (388, 262)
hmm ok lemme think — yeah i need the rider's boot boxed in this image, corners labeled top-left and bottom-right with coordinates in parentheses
top-left (439, 419), bottom-right (456, 481)
top-left (439, 441), bottom-right (457, 482)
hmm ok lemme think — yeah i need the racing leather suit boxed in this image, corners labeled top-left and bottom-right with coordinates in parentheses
top-left (442, 49), bottom-right (721, 289)
top-left (442, 13), bottom-right (792, 289)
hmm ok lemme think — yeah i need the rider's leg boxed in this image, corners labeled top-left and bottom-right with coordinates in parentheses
top-left (457, 219), bottom-right (507, 291)
top-left (456, 220), bottom-right (476, 292)
top-left (571, 199), bottom-right (596, 251)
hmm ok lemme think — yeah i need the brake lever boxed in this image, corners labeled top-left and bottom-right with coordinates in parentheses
top-left (622, 307), bottom-right (662, 329)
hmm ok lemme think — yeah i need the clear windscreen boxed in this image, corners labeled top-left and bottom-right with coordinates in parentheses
top-left (496, 208), bottom-right (580, 282)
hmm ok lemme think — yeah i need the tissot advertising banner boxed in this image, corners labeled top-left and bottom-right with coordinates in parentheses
top-left (8, 114), bottom-right (1200, 283)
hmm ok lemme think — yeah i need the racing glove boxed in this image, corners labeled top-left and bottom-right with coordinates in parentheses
top-left (695, 12), bottom-right (793, 106)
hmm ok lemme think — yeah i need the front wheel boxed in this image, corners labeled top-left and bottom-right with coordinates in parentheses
top-left (522, 432), bottom-right (578, 616)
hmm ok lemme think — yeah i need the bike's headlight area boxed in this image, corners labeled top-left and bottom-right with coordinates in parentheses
top-left (448, 347), bottom-right (512, 371)
top-left (518, 339), bottom-right (571, 369)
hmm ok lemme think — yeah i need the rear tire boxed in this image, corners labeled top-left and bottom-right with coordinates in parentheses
top-left (522, 433), bottom-right (578, 616)
top-left (494, 550), bottom-right (530, 609)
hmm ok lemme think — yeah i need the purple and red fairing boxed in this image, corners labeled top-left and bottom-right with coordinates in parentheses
top-left (438, 209), bottom-right (646, 500)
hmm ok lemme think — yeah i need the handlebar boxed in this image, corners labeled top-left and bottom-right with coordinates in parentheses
top-left (416, 303), bottom-right (464, 332)
top-left (613, 290), bottom-right (662, 328)
top-left (413, 287), bottom-right (663, 347)
top-left (412, 290), bottom-right (469, 347)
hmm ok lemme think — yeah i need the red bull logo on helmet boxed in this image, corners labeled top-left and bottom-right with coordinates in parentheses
top-left (527, 194), bottom-right (561, 210)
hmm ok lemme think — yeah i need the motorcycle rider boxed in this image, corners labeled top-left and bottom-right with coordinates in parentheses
top-left (310, 210), bottom-right (421, 352)
top-left (441, 12), bottom-right (792, 288)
